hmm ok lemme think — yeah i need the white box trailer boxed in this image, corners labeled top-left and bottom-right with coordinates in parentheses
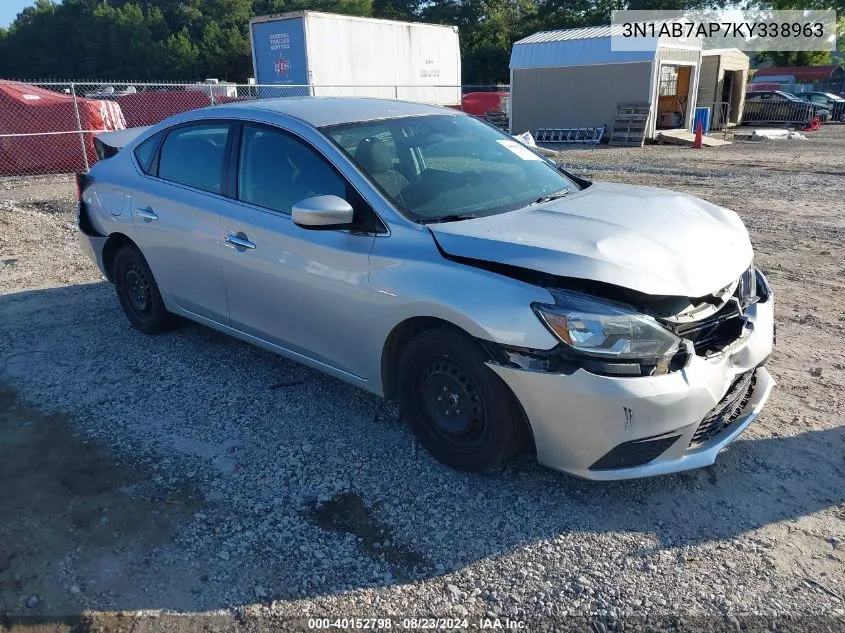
top-left (249, 11), bottom-right (461, 106)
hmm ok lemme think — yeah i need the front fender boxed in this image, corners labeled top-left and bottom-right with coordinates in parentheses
top-left (362, 223), bottom-right (558, 395)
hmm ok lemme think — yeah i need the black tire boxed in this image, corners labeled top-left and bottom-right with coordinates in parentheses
top-left (397, 328), bottom-right (524, 472)
top-left (112, 243), bottom-right (176, 334)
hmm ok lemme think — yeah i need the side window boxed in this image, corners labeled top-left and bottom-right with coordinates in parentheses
top-left (133, 133), bottom-right (161, 174)
top-left (158, 124), bottom-right (230, 194)
top-left (237, 125), bottom-right (346, 214)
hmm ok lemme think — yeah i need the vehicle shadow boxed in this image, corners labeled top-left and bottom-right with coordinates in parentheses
top-left (0, 282), bottom-right (842, 616)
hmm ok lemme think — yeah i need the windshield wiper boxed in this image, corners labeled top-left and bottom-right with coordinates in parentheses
top-left (532, 189), bottom-right (572, 205)
top-left (422, 213), bottom-right (480, 224)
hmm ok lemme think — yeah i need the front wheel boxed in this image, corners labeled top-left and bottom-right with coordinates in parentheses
top-left (112, 243), bottom-right (177, 334)
top-left (397, 328), bottom-right (524, 471)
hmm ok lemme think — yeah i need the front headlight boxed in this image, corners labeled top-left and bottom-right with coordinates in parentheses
top-left (533, 289), bottom-right (682, 364)
top-left (738, 262), bottom-right (757, 309)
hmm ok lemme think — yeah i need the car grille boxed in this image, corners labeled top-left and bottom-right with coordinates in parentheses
top-left (690, 369), bottom-right (757, 447)
top-left (675, 302), bottom-right (746, 357)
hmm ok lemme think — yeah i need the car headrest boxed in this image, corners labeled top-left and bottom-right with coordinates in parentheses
top-left (355, 137), bottom-right (393, 174)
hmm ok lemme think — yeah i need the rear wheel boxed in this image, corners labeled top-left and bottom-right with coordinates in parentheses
top-left (112, 244), bottom-right (176, 334)
top-left (397, 328), bottom-right (523, 471)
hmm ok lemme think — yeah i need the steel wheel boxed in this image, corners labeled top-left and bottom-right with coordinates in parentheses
top-left (397, 328), bottom-right (524, 471)
top-left (416, 355), bottom-right (487, 451)
top-left (112, 243), bottom-right (177, 334)
top-left (122, 263), bottom-right (153, 318)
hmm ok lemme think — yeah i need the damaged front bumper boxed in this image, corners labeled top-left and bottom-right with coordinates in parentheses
top-left (488, 274), bottom-right (776, 480)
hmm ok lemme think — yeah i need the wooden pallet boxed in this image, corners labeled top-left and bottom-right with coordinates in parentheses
top-left (610, 103), bottom-right (652, 147)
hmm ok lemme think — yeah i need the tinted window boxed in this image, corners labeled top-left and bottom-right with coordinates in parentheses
top-left (237, 126), bottom-right (346, 214)
top-left (158, 124), bottom-right (230, 194)
top-left (134, 133), bottom-right (161, 174)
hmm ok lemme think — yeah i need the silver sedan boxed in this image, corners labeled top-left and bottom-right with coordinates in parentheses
top-left (77, 98), bottom-right (775, 479)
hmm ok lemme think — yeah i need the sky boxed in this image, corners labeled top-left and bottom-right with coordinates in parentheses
top-left (2, 0), bottom-right (34, 28)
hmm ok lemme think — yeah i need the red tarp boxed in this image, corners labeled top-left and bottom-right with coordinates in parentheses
top-left (0, 81), bottom-right (126, 175)
top-left (460, 91), bottom-right (510, 116)
top-left (118, 90), bottom-right (244, 127)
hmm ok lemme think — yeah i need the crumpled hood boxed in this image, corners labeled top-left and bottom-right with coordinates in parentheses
top-left (428, 181), bottom-right (753, 298)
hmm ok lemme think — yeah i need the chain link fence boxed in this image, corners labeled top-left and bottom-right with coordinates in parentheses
top-left (0, 81), bottom-right (510, 177)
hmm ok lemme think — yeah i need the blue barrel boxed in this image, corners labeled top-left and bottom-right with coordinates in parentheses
top-left (694, 106), bottom-right (711, 132)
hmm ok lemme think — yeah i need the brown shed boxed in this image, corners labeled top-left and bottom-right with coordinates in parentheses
top-left (696, 48), bottom-right (750, 129)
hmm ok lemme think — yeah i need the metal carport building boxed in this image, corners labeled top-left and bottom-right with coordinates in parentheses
top-left (509, 25), bottom-right (702, 140)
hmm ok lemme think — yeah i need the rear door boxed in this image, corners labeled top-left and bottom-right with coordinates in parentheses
top-left (130, 122), bottom-right (232, 323)
top-left (218, 123), bottom-right (377, 378)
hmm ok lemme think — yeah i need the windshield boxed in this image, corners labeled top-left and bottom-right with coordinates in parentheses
top-left (823, 93), bottom-right (844, 101)
top-left (322, 114), bottom-right (578, 223)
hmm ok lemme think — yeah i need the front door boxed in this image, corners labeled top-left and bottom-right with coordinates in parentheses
top-left (131, 122), bottom-right (231, 323)
top-left (219, 123), bottom-right (376, 378)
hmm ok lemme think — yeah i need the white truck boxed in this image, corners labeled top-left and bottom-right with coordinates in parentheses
top-left (249, 11), bottom-right (462, 106)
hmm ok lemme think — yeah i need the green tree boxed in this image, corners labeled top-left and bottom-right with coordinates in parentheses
top-left (755, 51), bottom-right (832, 66)
top-left (157, 28), bottom-right (201, 79)
top-left (0, 0), bottom-right (839, 85)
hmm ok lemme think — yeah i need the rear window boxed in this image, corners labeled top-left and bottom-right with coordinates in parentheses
top-left (133, 133), bottom-right (161, 174)
top-left (158, 124), bottom-right (230, 194)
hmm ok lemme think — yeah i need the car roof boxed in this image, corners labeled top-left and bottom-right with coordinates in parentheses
top-left (202, 97), bottom-right (455, 127)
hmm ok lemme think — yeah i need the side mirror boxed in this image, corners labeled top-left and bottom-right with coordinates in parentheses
top-left (292, 195), bottom-right (354, 229)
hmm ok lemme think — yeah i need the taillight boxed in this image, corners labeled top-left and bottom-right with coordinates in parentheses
top-left (76, 172), bottom-right (94, 202)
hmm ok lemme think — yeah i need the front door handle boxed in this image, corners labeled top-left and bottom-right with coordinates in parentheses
top-left (225, 232), bottom-right (256, 250)
top-left (135, 207), bottom-right (158, 221)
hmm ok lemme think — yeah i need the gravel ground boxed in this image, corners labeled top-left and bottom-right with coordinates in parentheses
top-left (0, 127), bottom-right (843, 632)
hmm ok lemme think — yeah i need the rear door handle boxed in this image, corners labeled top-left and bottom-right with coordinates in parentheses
top-left (135, 208), bottom-right (158, 221)
top-left (225, 232), bottom-right (256, 250)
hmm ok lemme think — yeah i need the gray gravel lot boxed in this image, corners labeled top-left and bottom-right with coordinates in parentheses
top-left (0, 127), bottom-right (843, 631)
